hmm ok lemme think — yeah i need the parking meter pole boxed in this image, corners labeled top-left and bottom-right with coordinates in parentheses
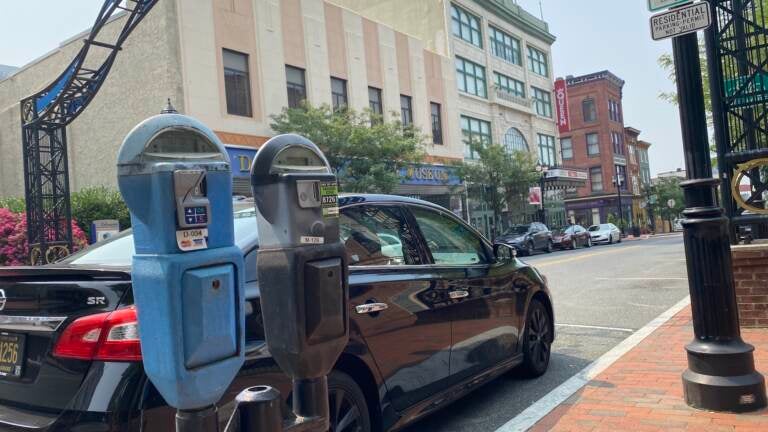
top-left (232, 387), bottom-right (283, 432)
top-left (292, 377), bottom-right (329, 420)
top-left (176, 407), bottom-right (219, 432)
top-left (672, 31), bottom-right (767, 412)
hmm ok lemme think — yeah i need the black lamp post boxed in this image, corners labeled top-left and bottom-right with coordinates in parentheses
top-left (614, 169), bottom-right (626, 233)
top-left (672, 28), bottom-right (766, 412)
top-left (535, 163), bottom-right (548, 225)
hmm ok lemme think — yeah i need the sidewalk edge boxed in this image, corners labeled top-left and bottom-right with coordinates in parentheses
top-left (494, 295), bottom-right (692, 432)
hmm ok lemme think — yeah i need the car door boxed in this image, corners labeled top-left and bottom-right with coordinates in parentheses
top-left (340, 204), bottom-right (453, 413)
top-left (533, 223), bottom-right (546, 249)
top-left (406, 205), bottom-right (521, 385)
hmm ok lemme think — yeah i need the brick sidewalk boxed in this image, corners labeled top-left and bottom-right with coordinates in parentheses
top-left (530, 307), bottom-right (768, 431)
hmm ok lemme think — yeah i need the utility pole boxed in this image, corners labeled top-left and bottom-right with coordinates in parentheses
top-left (671, 28), bottom-right (766, 412)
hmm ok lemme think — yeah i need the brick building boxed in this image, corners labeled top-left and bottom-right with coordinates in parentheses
top-left (559, 71), bottom-right (638, 228)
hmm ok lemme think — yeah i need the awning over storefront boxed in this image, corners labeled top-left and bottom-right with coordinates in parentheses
top-left (543, 168), bottom-right (588, 191)
top-left (392, 164), bottom-right (465, 195)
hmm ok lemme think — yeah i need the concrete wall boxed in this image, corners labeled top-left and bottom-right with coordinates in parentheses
top-left (0, 0), bottom-right (184, 197)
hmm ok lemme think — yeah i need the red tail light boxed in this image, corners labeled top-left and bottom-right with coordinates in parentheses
top-left (53, 307), bottom-right (142, 361)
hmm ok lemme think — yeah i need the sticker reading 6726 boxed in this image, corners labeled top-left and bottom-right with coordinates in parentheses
top-left (320, 182), bottom-right (339, 218)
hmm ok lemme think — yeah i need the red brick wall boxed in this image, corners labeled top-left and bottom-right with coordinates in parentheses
top-left (733, 244), bottom-right (768, 328)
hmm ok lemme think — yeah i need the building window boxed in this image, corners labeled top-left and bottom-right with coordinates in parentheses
top-left (451, 4), bottom-right (482, 48)
top-left (611, 132), bottom-right (625, 155)
top-left (494, 72), bottom-right (525, 98)
top-left (456, 57), bottom-right (487, 98)
top-left (527, 46), bottom-right (549, 77)
top-left (561, 137), bottom-right (573, 160)
top-left (608, 99), bottom-right (622, 122)
top-left (431, 102), bottom-right (443, 145)
top-left (331, 77), bottom-right (347, 110)
top-left (615, 165), bottom-right (628, 191)
top-left (400, 95), bottom-right (413, 128)
top-left (531, 86), bottom-right (552, 118)
top-left (368, 87), bottom-right (383, 119)
top-left (489, 26), bottom-right (521, 65)
top-left (223, 49), bottom-right (252, 117)
top-left (582, 98), bottom-right (597, 123)
top-left (587, 133), bottom-right (600, 156)
top-left (590, 167), bottom-right (603, 192)
top-left (285, 65), bottom-right (306, 109)
top-left (538, 134), bottom-right (557, 167)
top-left (461, 115), bottom-right (491, 159)
top-left (502, 127), bottom-right (528, 153)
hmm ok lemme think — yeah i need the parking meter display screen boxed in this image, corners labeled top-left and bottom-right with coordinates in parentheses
top-left (143, 129), bottom-right (224, 160)
top-left (270, 146), bottom-right (330, 174)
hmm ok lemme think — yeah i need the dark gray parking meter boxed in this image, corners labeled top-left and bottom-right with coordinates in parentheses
top-left (241, 134), bottom-right (349, 431)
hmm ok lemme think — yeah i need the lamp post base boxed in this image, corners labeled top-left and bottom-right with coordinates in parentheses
top-left (683, 340), bottom-right (767, 412)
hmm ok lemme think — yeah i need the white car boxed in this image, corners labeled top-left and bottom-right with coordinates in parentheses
top-left (588, 223), bottom-right (621, 244)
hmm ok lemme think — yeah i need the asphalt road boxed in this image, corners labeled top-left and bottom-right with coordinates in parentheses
top-left (401, 233), bottom-right (689, 432)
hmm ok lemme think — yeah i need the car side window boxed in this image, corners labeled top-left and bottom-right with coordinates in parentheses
top-left (340, 205), bottom-right (421, 266)
top-left (409, 206), bottom-right (490, 266)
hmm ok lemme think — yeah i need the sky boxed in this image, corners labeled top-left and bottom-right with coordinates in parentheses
top-left (0, 0), bottom-right (687, 176)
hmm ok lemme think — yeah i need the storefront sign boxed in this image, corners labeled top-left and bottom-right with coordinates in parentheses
top-left (545, 168), bottom-right (588, 181)
top-left (613, 155), bottom-right (627, 166)
top-left (225, 146), bottom-right (257, 178)
top-left (554, 79), bottom-right (571, 134)
top-left (398, 164), bottom-right (462, 186)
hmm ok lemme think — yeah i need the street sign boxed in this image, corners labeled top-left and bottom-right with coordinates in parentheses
top-left (648, 0), bottom-right (692, 12)
top-left (668, 198), bottom-right (676, 208)
top-left (650, 2), bottom-right (711, 41)
top-left (724, 73), bottom-right (768, 105)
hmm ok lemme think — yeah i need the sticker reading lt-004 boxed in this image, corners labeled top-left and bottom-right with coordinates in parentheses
top-left (320, 182), bottom-right (339, 217)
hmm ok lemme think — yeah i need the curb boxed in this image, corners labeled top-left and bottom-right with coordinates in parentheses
top-left (494, 295), bottom-right (692, 432)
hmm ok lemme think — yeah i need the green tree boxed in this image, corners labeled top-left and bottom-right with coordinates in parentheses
top-left (270, 104), bottom-right (425, 193)
top-left (650, 177), bottom-right (686, 230)
top-left (455, 142), bottom-right (539, 233)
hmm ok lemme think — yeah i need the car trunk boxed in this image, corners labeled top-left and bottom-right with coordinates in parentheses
top-left (0, 266), bottom-right (131, 417)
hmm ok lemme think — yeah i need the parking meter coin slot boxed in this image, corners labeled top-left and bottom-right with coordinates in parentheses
top-left (297, 180), bottom-right (321, 209)
top-left (174, 170), bottom-right (210, 229)
top-left (304, 258), bottom-right (345, 345)
top-left (182, 264), bottom-right (238, 369)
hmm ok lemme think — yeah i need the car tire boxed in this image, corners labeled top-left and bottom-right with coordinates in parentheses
top-left (526, 241), bottom-right (534, 256)
top-left (517, 299), bottom-right (553, 378)
top-left (608, 234), bottom-right (613, 244)
top-left (586, 238), bottom-right (592, 248)
top-left (570, 239), bottom-right (576, 250)
top-left (328, 371), bottom-right (372, 432)
top-left (545, 240), bottom-right (553, 253)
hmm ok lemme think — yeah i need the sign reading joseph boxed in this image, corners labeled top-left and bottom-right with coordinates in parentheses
top-left (650, 2), bottom-right (711, 41)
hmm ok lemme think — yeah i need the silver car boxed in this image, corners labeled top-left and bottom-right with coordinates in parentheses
top-left (588, 223), bottom-right (621, 244)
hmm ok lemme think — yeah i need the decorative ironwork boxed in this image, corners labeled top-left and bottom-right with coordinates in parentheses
top-left (20, 0), bottom-right (158, 264)
top-left (705, 0), bottom-right (768, 240)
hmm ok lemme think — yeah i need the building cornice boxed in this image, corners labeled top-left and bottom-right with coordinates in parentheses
top-left (566, 70), bottom-right (625, 89)
top-left (471, 0), bottom-right (556, 45)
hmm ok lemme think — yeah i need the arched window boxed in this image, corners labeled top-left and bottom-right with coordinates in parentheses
top-left (502, 127), bottom-right (528, 154)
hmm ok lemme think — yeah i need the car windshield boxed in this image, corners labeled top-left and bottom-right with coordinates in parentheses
top-left (60, 210), bottom-right (259, 267)
top-left (588, 225), bottom-right (601, 232)
top-left (504, 225), bottom-right (530, 235)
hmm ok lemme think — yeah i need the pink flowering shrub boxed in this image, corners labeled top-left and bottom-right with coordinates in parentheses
top-left (0, 208), bottom-right (88, 266)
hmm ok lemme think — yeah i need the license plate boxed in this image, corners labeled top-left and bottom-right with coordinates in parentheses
top-left (0, 333), bottom-right (25, 378)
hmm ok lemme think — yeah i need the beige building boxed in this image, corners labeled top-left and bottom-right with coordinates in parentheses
top-left (0, 0), bottom-right (465, 210)
top-left (331, 0), bottom-right (559, 235)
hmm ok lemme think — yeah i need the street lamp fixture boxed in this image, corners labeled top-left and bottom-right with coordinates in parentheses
top-left (536, 163), bottom-right (549, 224)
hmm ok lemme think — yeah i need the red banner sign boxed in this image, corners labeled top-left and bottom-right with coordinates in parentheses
top-left (554, 79), bottom-right (570, 134)
top-left (528, 187), bottom-right (542, 206)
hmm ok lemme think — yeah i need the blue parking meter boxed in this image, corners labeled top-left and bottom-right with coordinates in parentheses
top-left (116, 108), bottom-right (245, 423)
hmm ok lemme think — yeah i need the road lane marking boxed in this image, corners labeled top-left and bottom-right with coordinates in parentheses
top-left (595, 277), bottom-right (688, 281)
top-left (531, 246), bottom-right (641, 268)
top-left (495, 295), bottom-right (691, 432)
top-left (556, 323), bottom-right (635, 333)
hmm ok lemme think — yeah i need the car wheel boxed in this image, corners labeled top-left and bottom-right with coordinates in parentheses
top-left (617, 234), bottom-right (622, 243)
top-left (517, 299), bottom-right (552, 378)
top-left (526, 241), bottom-right (534, 256)
top-left (545, 240), bottom-right (553, 253)
top-left (608, 234), bottom-right (613, 244)
top-left (587, 238), bottom-right (592, 248)
top-left (328, 371), bottom-right (372, 432)
top-left (570, 239), bottom-right (576, 250)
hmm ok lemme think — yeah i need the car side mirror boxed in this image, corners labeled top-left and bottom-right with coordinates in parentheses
top-left (494, 243), bottom-right (516, 262)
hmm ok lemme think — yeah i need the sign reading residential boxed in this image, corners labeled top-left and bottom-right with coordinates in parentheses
top-left (650, 2), bottom-right (711, 41)
top-left (648, 0), bottom-right (692, 12)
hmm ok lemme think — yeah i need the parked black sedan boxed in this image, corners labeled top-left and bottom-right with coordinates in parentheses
top-left (494, 222), bottom-right (553, 256)
top-left (0, 194), bottom-right (554, 432)
top-left (552, 225), bottom-right (592, 250)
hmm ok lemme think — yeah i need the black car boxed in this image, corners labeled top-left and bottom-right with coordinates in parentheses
top-left (0, 194), bottom-right (553, 432)
top-left (494, 222), bottom-right (553, 256)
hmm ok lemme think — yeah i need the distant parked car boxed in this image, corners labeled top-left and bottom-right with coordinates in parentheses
top-left (588, 223), bottom-right (621, 244)
top-left (552, 225), bottom-right (592, 250)
top-left (495, 222), bottom-right (553, 255)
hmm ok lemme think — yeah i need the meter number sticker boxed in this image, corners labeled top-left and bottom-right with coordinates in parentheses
top-left (176, 228), bottom-right (209, 251)
top-left (320, 182), bottom-right (339, 218)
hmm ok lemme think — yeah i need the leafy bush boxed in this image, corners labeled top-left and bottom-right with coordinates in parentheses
top-left (0, 197), bottom-right (25, 213)
top-left (0, 208), bottom-right (88, 266)
top-left (70, 186), bottom-right (131, 238)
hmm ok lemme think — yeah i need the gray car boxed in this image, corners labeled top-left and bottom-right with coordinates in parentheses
top-left (588, 223), bottom-right (621, 244)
